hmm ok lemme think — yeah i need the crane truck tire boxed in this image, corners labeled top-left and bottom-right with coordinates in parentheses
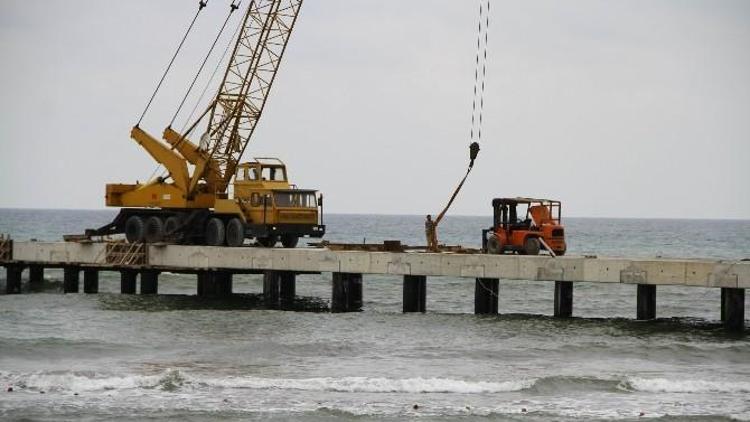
top-left (280, 234), bottom-right (299, 249)
top-left (523, 237), bottom-right (541, 256)
top-left (487, 234), bottom-right (503, 254)
top-left (125, 216), bottom-right (145, 243)
top-left (164, 216), bottom-right (182, 242)
top-left (144, 216), bottom-right (165, 243)
top-left (205, 218), bottom-right (226, 246)
top-left (225, 218), bottom-right (244, 247)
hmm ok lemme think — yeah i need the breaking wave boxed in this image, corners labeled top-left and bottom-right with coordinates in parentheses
top-left (620, 377), bottom-right (750, 394)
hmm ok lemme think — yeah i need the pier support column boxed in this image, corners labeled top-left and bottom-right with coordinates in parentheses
top-left (721, 288), bottom-right (745, 332)
top-left (63, 266), bottom-right (80, 293)
top-left (331, 272), bottom-right (363, 313)
top-left (120, 270), bottom-right (137, 294)
top-left (263, 271), bottom-right (281, 308)
top-left (197, 271), bottom-right (233, 297)
top-left (636, 284), bottom-right (656, 320)
top-left (140, 270), bottom-right (159, 295)
top-left (83, 269), bottom-right (99, 294)
top-left (474, 278), bottom-right (498, 314)
top-left (5, 264), bottom-right (23, 294)
top-left (403, 275), bottom-right (426, 313)
top-left (29, 265), bottom-right (44, 290)
top-left (280, 272), bottom-right (296, 309)
top-left (554, 281), bottom-right (574, 318)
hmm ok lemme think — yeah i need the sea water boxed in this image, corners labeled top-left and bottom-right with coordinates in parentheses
top-left (0, 209), bottom-right (749, 421)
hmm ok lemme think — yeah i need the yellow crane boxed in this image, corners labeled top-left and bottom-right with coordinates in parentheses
top-left (88, 0), bottom-right (323, 248)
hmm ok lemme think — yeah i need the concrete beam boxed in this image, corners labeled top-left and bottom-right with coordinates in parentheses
top-left (10, 242), bottom-right (750, 288)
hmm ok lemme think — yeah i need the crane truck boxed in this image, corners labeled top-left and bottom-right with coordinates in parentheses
top-left (86, 0), bottom-right (324, 248)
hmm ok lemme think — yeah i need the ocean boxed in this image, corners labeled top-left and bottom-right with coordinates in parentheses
top-left (0, 209), bottom-right (748, 421)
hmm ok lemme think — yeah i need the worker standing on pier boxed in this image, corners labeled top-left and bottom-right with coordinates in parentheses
top-left (425, 215), bottom-right (438, 252)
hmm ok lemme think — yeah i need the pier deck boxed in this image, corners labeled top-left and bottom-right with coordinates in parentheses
top-left (2, 241), bottom-right (748, 330)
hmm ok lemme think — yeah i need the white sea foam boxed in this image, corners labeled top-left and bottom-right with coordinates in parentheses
top-left (623, 377), bottom-right (750, 394)
top-left (2, 370), bottom-right (532, 395)
top-left (206, 375), bottom-right (534, 394)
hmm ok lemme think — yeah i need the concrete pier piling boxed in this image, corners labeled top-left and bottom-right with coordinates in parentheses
top-left (63, 266), bottom-right (80, 293)
top-left (403, 275), bottom-right (426, 313)
top-left (474, 278), bottom-right (499, 314)
top-left (263, 271), bottom-right (281, 308)
top-left (637, 284), bottom-right (656, 320)
top-left (5, 264), bottom-right (23, 294)
top-left (197, 271), bottom-right (233, 297)
top-left (83, 269), bottom-right (99, 294)
top-left (554, 281), bottom-right (574, 318)
top-left (331, 272), bottom-right (363, 312)
top-left (29, 265), bottom-right (44, 289)
top-left (140, 270), bottom-right (159, 294)
top-left (120, 270), bottom-right (137, 294)
top-left (279, 271), bottom-right (296, 309)
top-left (721, 288), bottom-right (745, 331)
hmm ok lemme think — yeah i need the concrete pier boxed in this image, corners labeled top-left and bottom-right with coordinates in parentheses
top-left (120, 270), bottom-right (137, 294)
top-left (279, 271), bottom-right (296, 309)
top-left (6, 241), bottom-right (749, 331)
top-left (197, 271), bottom-right (233, 297)
top-left (474, 278), bottom-right (498, 314)
top-left (5, 264), bottom-right (23, 294)
top-left (331, 272), bottom-right (363, 312)
top-left (554, 281), bottom-right (573, 318)
top-left (722, 288), bottom-right (745, 331)
top-left (63, 266), bottom-right (79, 293)
top-left (140, 270), bottom-right (159, 294)
top-left (263, 271), bottom-right (281, 308)
top-left (403, 275), bottom-right (426, 313)
top-left (637, 284), bottom-right (656, 320)
top-left (83, 269), bottom-right (99, 294)
top-left (29, 265), bottom-right (44, 289)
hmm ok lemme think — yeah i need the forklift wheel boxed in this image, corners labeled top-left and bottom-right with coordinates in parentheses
top-left (523, 237), bottom-right (541, 256)
top-left (487, 234), bottom-right (503, 254)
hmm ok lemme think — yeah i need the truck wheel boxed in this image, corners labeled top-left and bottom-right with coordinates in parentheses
top-left (125, 216), bottom-right (145, 243)
top-left (205, 218), bottom-right (226, 246)
top-left (280, 234), bottom-right (299, 248)
top-left (523, 237), bottom-right (541, 256)
top-left (225, 218), bottom-right (245, 247)
top-left (144, 216), bottom-right (164, 243)
top-left (487, 234), bottom-right (503, 254)
top-left (257, 235), bottom-right (277, 248)
top-left (164, 216), bottom-right (183, 242)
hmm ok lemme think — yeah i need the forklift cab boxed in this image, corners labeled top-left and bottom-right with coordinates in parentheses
top-left (484, 197), bottom-right (566, 256)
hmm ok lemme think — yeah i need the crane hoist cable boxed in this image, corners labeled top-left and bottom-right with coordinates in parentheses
top-left (469, 0), bottom-right (490, 142)
top-left (169, 1), bottom-right (241, 128)
top-left (180, 7), bottom-right (244, 136)
top-left (136, 0), bottom-right (209, 126)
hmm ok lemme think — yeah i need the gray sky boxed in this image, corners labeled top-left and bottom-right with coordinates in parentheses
top-left (1, 0), bottom-right (749, 218)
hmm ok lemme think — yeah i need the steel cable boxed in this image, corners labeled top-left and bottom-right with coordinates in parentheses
top-left (469, 0), bottom-right (490, 142)
top-left (137, 0), bottom-right (208, 126)
top-left (170, 1), bottom-right (241, 128)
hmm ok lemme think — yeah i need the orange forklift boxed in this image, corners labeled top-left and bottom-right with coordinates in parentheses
top-left (482, 198), bottom-right (566, 256)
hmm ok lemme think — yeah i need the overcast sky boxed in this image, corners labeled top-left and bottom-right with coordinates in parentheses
top-left (1, 0), bottom-right (748, 219)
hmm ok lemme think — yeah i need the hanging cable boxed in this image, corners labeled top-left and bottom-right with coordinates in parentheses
top-left (180, 4), bottom-right (244, 135)
top-left (469, 0), bottom-right (490, 142)
top-left (477, 0), bottom-right (490, 141)
top-left (170, 1), bottom-right (241, 128)
top-left (136, 0), bottom-right (209, 126)
top-left (469, 1), bottom-right (484, 141)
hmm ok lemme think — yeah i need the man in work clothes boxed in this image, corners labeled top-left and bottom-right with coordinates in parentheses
top-left (425, 214), bottom-right (438, 252)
